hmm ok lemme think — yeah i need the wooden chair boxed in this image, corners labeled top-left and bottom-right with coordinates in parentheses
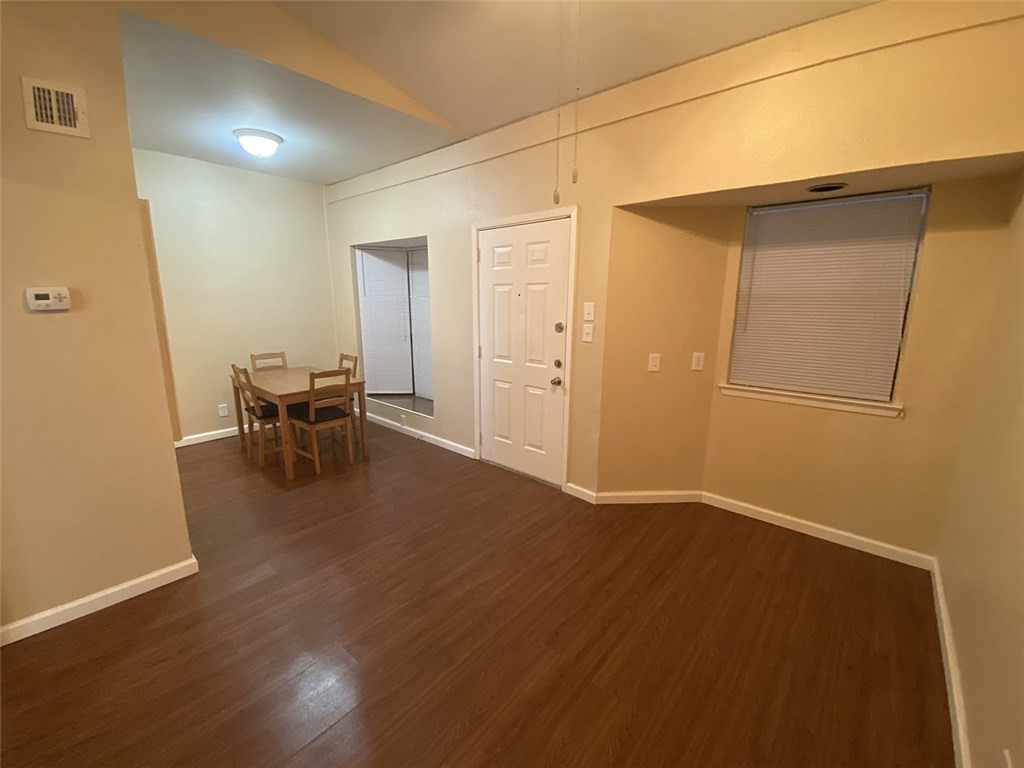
top-left (288, 368), bottom-right (355, 474)
top-left (250, 351), bottom-right (287, 370)
top-left (337, 352), bottom-right (361, 444)
top-left (337, 352), bottom-right (359, 377)
top-left (232, 364), bottom-right (281, 467)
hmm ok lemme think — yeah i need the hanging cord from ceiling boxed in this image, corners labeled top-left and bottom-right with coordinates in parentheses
top-left (553, 0), bottom-right (567, 205)
top-left (572, 0), bottom-right (582, 185)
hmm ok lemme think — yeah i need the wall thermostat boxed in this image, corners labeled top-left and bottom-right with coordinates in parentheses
top-left (25, 287), bottom-right (71, 312)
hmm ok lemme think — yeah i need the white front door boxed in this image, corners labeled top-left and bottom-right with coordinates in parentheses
top-left (478, 217), bottom-right (571, 485)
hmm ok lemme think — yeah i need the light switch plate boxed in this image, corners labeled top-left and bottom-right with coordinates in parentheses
top-left (582, 323), bottom-right (594, 343)
top-left (583, 301), bottom-right (595, 321)
top-left (692, 352), bottom-right (705, 371)
top-left (648, 353), bottom-right (661, 372)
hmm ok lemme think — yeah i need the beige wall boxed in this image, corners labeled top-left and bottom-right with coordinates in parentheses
top-left (936, 172), bottom-right (1023, 767)
top-left (132, 149), bottom-right (336, 438)
top-left (0, 2), bottom-right (1017, 760)
top-left (703, 176), bottom-right (1018, 553)
top-left (597, 207), bottom-right (736, 492)
top-left (325, 154), bottom-right (561, 448)
top-left (0, 3), bottom-right (194, 624)
top-left (324, 5), bottom-right (1024, 491)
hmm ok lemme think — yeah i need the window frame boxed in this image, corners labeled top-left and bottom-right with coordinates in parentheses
top-left (720, 187), bottom-right (930, 417)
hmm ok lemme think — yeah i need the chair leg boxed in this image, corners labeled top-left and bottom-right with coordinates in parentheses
top-left (311, 427), bottom-right (322, 475)
top-left (258, 423), bottom-right (266, 467)
top-left (245, 416), bottom-right (254, 461)
top-left (345, 420), bottom-right (354, 465)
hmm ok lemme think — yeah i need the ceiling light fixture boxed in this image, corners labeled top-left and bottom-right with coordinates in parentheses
top-left (806, 182), bottom-right (848, 194)
top-left (233, 128), bottom-right (282, 158)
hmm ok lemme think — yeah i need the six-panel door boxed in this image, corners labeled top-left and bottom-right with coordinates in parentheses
top-left (478, 218), bottom-right (570, 485)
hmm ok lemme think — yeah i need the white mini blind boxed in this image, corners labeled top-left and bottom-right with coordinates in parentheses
top-left (408, 248), bottom-right (434, 400)
top-left (728, 190), bottom-right (928, 402)
top-left (356, 249), bottom-right (414, 394)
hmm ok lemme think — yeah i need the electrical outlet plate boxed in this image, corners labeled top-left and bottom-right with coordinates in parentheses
top-left (218, 404), bottom-right (229, 417)
top-left (692, 352), bottom-right (705, 371)
top-left (648, 353), bottom-right (661, 372)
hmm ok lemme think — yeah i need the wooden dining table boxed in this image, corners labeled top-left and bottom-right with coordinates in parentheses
top-left (230, 365), bottom-right (369, 480)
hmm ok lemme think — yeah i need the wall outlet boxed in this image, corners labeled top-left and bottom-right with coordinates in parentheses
top-left (582, 323), bottom-right (594, 343)
top-left (217, 403), bottom-right (229, 418)
top-left (692, 352), bottom-right (705, 371)
top-left (648, 353), bottom-right (661, 372)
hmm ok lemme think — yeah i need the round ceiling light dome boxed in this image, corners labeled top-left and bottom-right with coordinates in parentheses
top-left (233, 128), bottom-right (283, 158)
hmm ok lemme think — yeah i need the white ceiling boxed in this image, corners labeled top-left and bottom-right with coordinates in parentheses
top-left (285, 1), bottom-right (870, 137)
top-left (120, 12), bottom-right (456, 185)
top-left (120, 1), bottom-right (871, 185)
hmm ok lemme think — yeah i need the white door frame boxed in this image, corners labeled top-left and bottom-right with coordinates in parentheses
top-left (471, 206), bottom-right (579, 489)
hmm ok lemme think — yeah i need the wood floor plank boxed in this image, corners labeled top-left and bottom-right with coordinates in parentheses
top-left (1, 425), bottom-right (954, 767)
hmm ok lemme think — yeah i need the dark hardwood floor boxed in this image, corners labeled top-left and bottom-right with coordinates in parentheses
top-left (2, 425), bottom-right (953, 767)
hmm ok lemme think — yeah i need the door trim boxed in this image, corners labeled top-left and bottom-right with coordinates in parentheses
top-left (471, 206), bottom-right (579, 488)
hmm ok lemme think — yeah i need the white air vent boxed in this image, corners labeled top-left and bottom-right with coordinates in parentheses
top-left (22, 77), bottom-right (90, 138)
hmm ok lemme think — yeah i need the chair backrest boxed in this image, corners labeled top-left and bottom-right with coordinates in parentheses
top-left (250, 351), bottom-right (287, 370)
top-left (338, 352), bottom-right (359, 378)
top-left (232, 364), bottom-right (266, 418)
top-left (301, 368), bottom-right (351, 422)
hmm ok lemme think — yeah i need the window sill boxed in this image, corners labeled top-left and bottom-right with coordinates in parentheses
top-left (718, 384), bottom-right (904, 418)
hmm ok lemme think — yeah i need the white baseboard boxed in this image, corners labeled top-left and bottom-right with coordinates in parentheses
top-left (700, 492), bottom-right (934, 570)
top-left (365, 412), bottom-right (477, 459)
top-left (563, 486), bottom-right (699, 505)
top-left (597, 490), bottom-right (702, 504)
top-left (1, 555), bottom-right (199, 646)
top-left (175, 426), bottom-right (239, 447)
top-left (932, 564), bottom-right (971, 768)
top-left (568, 487), bottom-right (932, 570)
top-left (563, 483), bottom-right (597, 503)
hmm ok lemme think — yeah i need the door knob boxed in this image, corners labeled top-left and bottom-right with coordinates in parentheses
top-left (550, 377), bottom-right (562, 386)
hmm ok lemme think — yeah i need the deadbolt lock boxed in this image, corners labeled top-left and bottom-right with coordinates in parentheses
top-left (554, 359), bottom-right (563, 368)
top-left (554, 322), bottom-right (565, 333)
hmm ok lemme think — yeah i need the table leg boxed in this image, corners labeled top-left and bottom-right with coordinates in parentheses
top-left (279, 399), bottom-right (296, 480)
top-left (231, 378), bottom-right (245, 450)
top-left (349, 393), bottom-right (361, 446)
top-left (359, 389), bottom-right (370, 459)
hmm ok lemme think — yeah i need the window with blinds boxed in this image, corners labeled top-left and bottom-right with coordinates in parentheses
top-left (355, 241), bottom-right (434, 402)
top-left (728, 189), bottom-right (929, 402)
